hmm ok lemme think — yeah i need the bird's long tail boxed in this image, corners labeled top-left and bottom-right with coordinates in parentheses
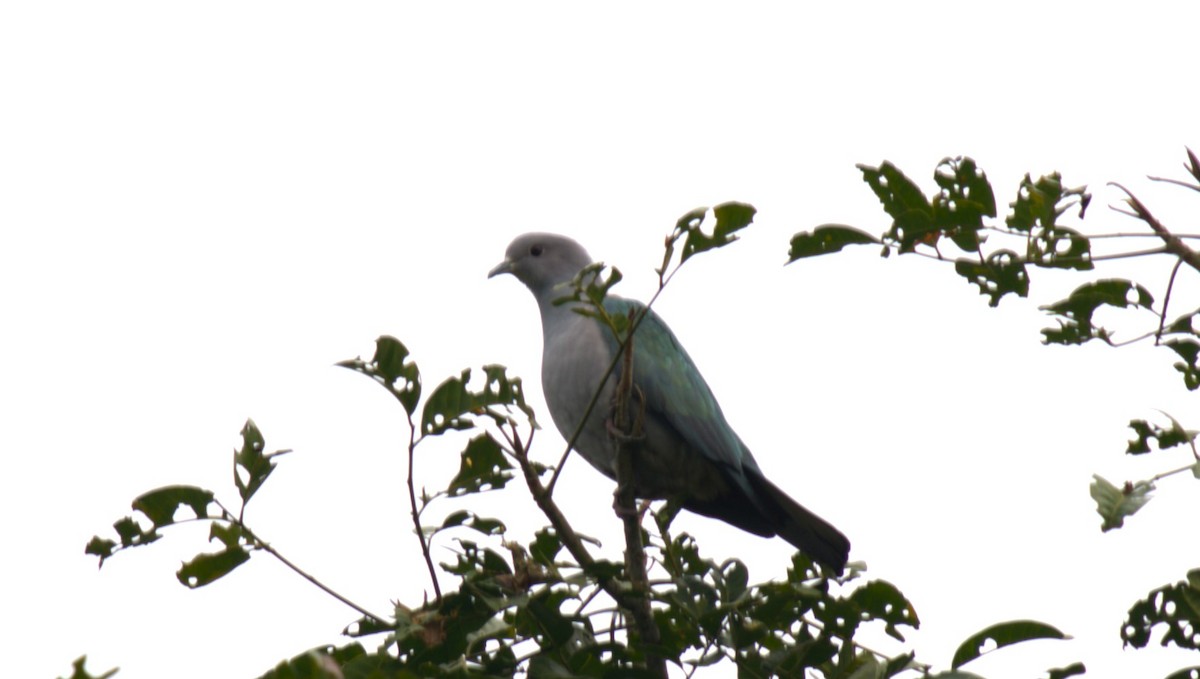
top-left (753, 475), bottom-right (850, 573)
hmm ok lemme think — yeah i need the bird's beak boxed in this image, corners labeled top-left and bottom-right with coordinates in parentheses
top-left (488, 259), bottom-right (513, 279)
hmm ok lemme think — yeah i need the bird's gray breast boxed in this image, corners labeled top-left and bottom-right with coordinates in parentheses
top-left (540, 311), bottom-right (621, 477)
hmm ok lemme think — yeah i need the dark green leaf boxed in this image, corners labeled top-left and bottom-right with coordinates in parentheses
top-left (1127, 416), bottom-right (1197, 455)
top-left (337, 335), bottom-right (422, 416)
top-left (447, 433), bottom-right (514, 496)
top-left (932, 156), bottom-right (995, 251)
top-left (955, 250), bottom-right (1030, 307)
top-left (1047, 662), bottom-right (1087, 679)
top-left (210, 521), bottom-right (246, 549)
top-left (849, 579), bottom-right (920, 642)
top-left (1164, 667), bottom-right (1200, 679)
top-left (176, 546), bottom-right (251, 588)
top-left (1028, 224), bottom-right (1092, 271)
top-left (530, 528), bottom-right (564, 566)
top-left (1123, 570), bottom-right (1200, 650)
top-left (787, 224), bottom-right (880, 262)
top-left (950, 619), bottom-right (1069, 669)
top-left (859, 161), bottom-right (936, 253)
top-left (420, 365), bottom-right (535, 436)
top-left (1006, 172), bottom-right (1090, 233)
top-left (1090, 474), bottom-right (1154, 532)
top-left (132, 485), bottom-right (215, 527)
top-left (57, 656), bottom-right (119, 679)
top-left (1040, 279), bottom-right (1154, 345)
top-left (234, 419), bottom-right (288, 506)
top-left (672, 202), bottom-right (756, 264)
top-left (439, 510), bottom-right (506, 536)
top-left (84, 536), bottom-right (116, 562)
top-left (1164, 338), bottom-right (1200, 390)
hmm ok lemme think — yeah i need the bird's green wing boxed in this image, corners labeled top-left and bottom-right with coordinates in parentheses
top-left (601, 297), bottom-right (751, 473)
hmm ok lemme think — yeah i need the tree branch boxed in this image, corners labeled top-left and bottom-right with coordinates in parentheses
top-left (1111, 182), bottom-right (1200, 275)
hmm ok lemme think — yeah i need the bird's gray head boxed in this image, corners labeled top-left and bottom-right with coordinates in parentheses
top-left (488, 233), bottom-right (594, 298)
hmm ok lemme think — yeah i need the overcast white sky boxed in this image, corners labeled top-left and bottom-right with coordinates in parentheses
top-left (3, 3), bottom-right (1199, 678)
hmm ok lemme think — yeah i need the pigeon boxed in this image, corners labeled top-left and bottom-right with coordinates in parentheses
top-left (489, 233), bottom-right (850, 571)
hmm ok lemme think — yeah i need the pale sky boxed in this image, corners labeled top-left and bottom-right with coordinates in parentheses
top-left (3, 3), bottom-right (1199, 678)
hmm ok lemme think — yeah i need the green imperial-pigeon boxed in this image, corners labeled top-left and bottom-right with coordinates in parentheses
top-left (490, 233), bottom-right (850, 571)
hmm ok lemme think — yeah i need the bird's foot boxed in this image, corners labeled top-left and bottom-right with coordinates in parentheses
top-left (605, 418), bottom-right (645, 442)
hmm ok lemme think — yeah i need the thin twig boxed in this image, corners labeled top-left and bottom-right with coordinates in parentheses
top-left (1111, 182), bottom-right (1200, 275)
top-left (405, 413), bottom-right (442, 603)
top-left (214, 502), bottom-right (389, 625)
top-left (1156, 259), bottom-right (1185, 345)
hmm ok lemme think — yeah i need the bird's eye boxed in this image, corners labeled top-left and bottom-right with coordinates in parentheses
top-left (530, 245), bottom-right (544, 257)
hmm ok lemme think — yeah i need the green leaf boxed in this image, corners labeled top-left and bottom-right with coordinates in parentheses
top-left (1090, 474), bottom-right (1154, 532)
top-left (132, 485), bottom-right (215, 527)
top-left (954, 250), bottom-right (1030, 307)
top-left (950, 619), bottom-right (1069, 669)
top-left (858, 161), bottom-right (935, 253)
top-left (530, 528), bottom-right (564, 566)
top-left (439, 510), bottom-right (506, 536)
top-left (176, 546), bottom-right (251, 588)
top-left (85, 536), bottom-right (117, 562)
top-left (1164, 338), bottom-right (1200, 390)
top-left (1165, 668), bottom-right (1200, 679)
top-left (234, 419), bottom-right (288, 506)
top-left (787, 224), bottom-right (880, 262)
top-left (447, 433), bottom-right (514, 496)
top-left (1123, 570), bottom-right (1200, 650)
top-left (420, 365), bottom-right (535, 436)
top-left (1047, 662), bottom-right (1087, 679)
top-left (931, 156), bottom-right (995, 252)
top-left (1006, 172), bottom-right (1091, 233)
top-left (1127, 415), bottom-right (1197, 455)
top-left (671, 202), bottom-right (756, 264)
top-left (1040, 279), bottom-right (1154, 345)
top-left (337, 335), bottom-right (422, 416)
top-left (849, 579), bottom-right (920, 642)
top-left (57, 656), bottom-right (119, 679)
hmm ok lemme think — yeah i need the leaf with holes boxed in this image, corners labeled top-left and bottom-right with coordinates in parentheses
top-left (950, 619), bottom-right (1069, 669)
top-left (1027, 224), bottom-right (1092, 271)
top-left (234, 419), bottom-right (289, 505)
top-left (447, 433), bottom-right (514, 496)
top-left (421, 365), bottom-right (535, 436)
top-left (1122, 570), bottom-right (1200, 650)
top-left (1090, 474), bottom-right (1154, 532)
top-left (177, 546), bottom-right (251, 588)
top-left (133, 485), bottom-right (215, 527)
top-left (931, 156), bottom-right (995, 252)
top-left (1006, 172), bottom-right (1091, 232)
top-left (1164, 338), bottom-right (1200, 391)
top-left (1040, 279), bottom-right (1154, 345)
top-left (337, 335), bottom-right (423, 416)
top-left (850, 579), bottom-right (920, 642)
top-left (787, 224), bottom-right (880, 262)
top-left (955, 250), bottom-right (1029, 307)
top-left (1127, 415), bottom-right (1197, 455)
top-left (672, 202), bottom-right (756, 264)
top-left (859, 161), bottom-right (936, 253)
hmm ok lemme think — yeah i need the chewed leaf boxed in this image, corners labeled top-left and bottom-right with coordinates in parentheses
top-left (1122, 569), bottom-right (1200, 650)
top-left (672, 202), bottom-right (756, 264)
top-left (447, 434), bottom-right (514, 496)
top-left (177, 547), bottom-right (251, 588)
top-left (932, 156), bottom-right (995, 252)
top-left (955, 250), bottom-right (1030, 307)
top-left (1127, 415), bottom-right (1198, 455)
top-left (234, 419), bottom-right (289, 506)
top-left (133, 485), bottom-right (215, 527)
top-left (1040, 279), bottom-right (1154, 345)
top-left (1090, 474), bottom-right (1154, 532)
top-left (950, 619), bottom-right (1069, 669)
top-left (338, 335), bottom-right (422, 416)
top-left (787, 225), bottom-right (880, 262)
top-left (421, 365), bottom-right (535, 436)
